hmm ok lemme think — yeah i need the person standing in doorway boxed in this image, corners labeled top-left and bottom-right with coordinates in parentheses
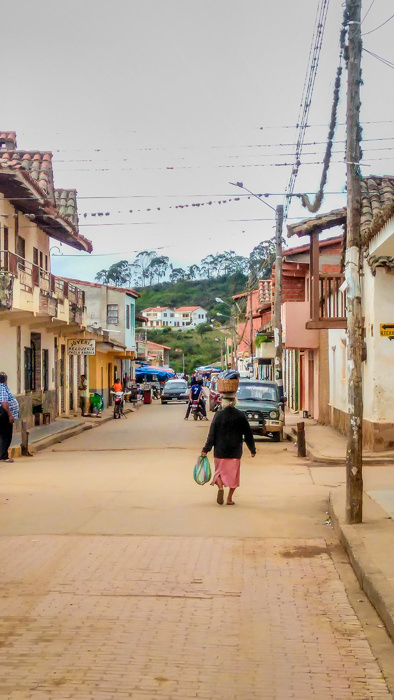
top-left (79, 374), bottom-right (89, 417)
top-left (0, 372), bottom-right (19, 463)
top-left (201, 397), bottom-right (256, 505)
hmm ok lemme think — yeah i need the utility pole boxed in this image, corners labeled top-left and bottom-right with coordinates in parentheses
top-left (274, 205), bottom-right (284, 400)
top-left (345, 0), bottom-right (363, 524)
top-left (249, 269), bottom-right (254, 378)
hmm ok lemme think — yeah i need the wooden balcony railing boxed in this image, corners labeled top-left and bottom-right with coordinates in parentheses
top-left (307, 273), bottom-right (347, 329)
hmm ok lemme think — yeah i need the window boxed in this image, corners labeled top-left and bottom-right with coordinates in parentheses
top-left (24, 347), bottom-right (34, 392)
top-left (107, 304), bottom-right (119, 325)
top-left (163, 313), bottom-right (167, 317)
top-left (42, 349), bottom-right (49, 391)
top-left (126, 304), bottom-right (130, 329)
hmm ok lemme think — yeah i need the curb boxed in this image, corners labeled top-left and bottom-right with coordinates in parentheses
top-left (329, 489), bottom-right (394, 643)
top-left (283, 426), bottom-right (394, 466)
top-left (10, 403), bottom-right (142, 458)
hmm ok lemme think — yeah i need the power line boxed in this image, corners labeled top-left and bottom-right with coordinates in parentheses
top-left (362, 0), bottom-right (375, 24)
top-left (363, 48), bottom-right (394, 70)
top-left (362, 12), bottom-right (394, 36)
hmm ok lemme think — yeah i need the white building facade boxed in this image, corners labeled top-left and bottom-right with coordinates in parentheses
top-left (141, 305), bottom-right (207, 329)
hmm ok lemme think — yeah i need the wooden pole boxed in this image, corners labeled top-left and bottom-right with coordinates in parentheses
top-left (345, 0), bottom-right (363, 523)
top-left (297, 421), bottom-right (307, 458)
top-left (249, 272), bottom-right (254, 378)
top-left (274, 205), bottom-right (284, 400)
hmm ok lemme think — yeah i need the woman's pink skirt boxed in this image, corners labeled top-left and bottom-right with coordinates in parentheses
top-left (211, 457), bottom-right (241, 489)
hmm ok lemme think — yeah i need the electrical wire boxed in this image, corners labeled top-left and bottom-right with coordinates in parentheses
top-left (362, 0), bottom-right (375, 24)
top-left (363, 48), bottom-right (394, 70)
top-left (362, 13), bottom-right (394, 36)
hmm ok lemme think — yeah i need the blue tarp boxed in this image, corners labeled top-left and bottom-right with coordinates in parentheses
top-left (135, 365), bottom-right (175, 381)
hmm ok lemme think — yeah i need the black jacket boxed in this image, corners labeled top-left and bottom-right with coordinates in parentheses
top-left (202, 406), bottom-right (256, 459)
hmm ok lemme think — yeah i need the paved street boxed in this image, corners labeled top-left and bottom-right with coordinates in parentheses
top-left (0, 403), bottom-right (393, 699)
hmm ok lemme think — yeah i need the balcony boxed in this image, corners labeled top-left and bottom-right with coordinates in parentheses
top-left (0, 251), bottom-right (86, 324)
top-left (306, 273), bottom-right (347, 329)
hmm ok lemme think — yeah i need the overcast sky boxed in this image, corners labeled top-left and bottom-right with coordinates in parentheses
top-left (1, 0), bottom-right (394, 282)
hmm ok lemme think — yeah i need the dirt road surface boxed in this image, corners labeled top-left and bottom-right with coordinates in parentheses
top-left (0, 402), bottom-right (393, 699)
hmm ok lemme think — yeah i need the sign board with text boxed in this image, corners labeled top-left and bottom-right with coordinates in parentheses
top-left (68, 339), bottom-right (96, 355)
top-left (380, 324), bottom-right (394, 338)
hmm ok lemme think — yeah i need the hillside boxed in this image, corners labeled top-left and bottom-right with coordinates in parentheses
top-left (147, 326), bottom-right (228, 375)
top-left (135, 271), bottom-right (248, 318)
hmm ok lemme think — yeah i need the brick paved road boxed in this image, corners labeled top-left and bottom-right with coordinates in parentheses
top-left (0, 534), bottom-right (391, 699)
top-left (0, 403), bottom-right (392, 698)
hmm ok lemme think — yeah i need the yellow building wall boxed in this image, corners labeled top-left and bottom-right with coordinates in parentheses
top-left (88, 351), bottom-right (120, 408)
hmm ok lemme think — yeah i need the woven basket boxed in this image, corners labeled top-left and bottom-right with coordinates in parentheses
top-left (217, 377), bottom-right (239, 393)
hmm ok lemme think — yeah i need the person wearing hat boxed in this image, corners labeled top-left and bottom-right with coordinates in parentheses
top-left (0, 372), bottom-right (19, 463)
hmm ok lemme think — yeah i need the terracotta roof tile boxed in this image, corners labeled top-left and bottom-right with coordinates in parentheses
top-left (0, 148), bottom-right (55, 201)
top-left (287, 175), bottom-right (394, 247)
top-left (0, 131), bottom-right (17, 149)
top-left (55, 189), bottom-right (78, 226)
top-left (61, 277), bottom-right (140, 298)
top-left (175, 306), bottom-right (203, 312)
top-left (360, 176), bottom-right (394, 245)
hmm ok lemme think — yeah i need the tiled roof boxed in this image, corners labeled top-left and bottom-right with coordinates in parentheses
top-left (287, 209), bottom-right (346, 238)
top-left (62, 277), bottom-right (140, 298)
top-left (55, 189), bottom-right (78, 226)
top-left (175, 306), bottom-right (203, 312)
top-left (360, 176), bottom-right (394, 246)
top-left (0, 130), bottom-right (92, 253)
top-left (287, 175), bottom-right (394, 247)
top-left (0, 132), bottom-right (17, 149)
top-left (0, 149), bottom-right (55, 201)
top-left (147, 341), bottom-right (172, 350)
top-left (283, 235), bottom-right (343, 257)
top-left (142, 306), bottom-right (170, 312)
top-left (258, 279), bottom-right (272, 305)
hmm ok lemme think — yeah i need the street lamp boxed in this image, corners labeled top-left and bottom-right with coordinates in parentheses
top-left (174, 348), bottom-right (185, 375)
top-left (229, 181), bottom-right (284, 393)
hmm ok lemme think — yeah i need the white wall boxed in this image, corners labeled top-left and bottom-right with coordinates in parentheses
top-left (363, 263), bottom-right (394, 421)
top-left (328, 327), bottom-right (348, 413)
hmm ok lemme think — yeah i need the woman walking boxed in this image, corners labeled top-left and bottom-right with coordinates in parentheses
top-left (201, 397), bottom-right (256, 505)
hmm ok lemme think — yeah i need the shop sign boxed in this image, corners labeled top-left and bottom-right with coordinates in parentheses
top-left (68, 339), bottom-right (96, 355)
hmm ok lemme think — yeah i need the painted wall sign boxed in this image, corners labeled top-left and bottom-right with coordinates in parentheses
top-left (380, 324), bottom-right (394, 338)
top-left (68, 339), bottom-right (96, 355)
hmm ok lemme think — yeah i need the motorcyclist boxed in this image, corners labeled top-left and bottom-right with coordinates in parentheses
top-left (184, 378), bottom-right (208, 421)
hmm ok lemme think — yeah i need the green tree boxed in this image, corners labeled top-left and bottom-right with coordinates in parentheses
top-left (147, 255), bottom-right (170, 284)
top-left (94, 260), bottom-right (129, 286)
top-left (248, 237), bottom-right (277, 279)
top-left (187, 264), bottom-right (200, 280)
top-left (169, 267), bottom-right (186, 283)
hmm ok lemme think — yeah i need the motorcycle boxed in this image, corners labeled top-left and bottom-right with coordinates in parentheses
top-left (151, 382), bottom-right (161, 400)
top-left (111, 390), bottom-right (130, 419)
top-left (190, 399), bottom-right (205, 421)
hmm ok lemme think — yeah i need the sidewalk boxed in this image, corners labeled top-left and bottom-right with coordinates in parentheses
top-left (9, 401), bottom-right (143, 458)
top-left (284, 411), bottom-right (394, 464)
top-left (285, 410), bottom-right (394, 645)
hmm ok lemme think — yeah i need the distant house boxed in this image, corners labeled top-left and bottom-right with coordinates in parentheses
top-left (141, 305), bottom-right (207, 329)
top-left (173, 306), bottom-right (207, 328)
top-left (142, 307), bottom-right (175, 328)
top-left (147, 341), bottom-right (171, 366)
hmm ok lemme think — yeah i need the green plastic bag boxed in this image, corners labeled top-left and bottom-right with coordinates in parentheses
top-left (193, 456), bottom-right (212, 485)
